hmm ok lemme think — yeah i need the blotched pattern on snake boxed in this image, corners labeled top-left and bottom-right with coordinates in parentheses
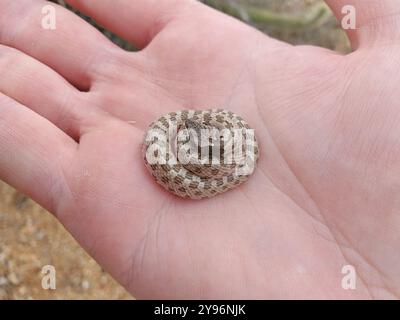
top-left (142, 109), bottom-right (259, 199)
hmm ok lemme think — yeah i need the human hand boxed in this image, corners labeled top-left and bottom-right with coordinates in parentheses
top-left (0, 0), bottom-right (399, 299)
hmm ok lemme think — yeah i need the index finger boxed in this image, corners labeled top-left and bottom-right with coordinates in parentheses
top-left (0, 0), bottom-right (122, 90)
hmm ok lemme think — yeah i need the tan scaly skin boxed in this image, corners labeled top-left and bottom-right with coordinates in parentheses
top-left (0, 0), bottom-right (399, 298)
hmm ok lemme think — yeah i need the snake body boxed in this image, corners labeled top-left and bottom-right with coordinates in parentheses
top-left (142, 109), bottom-right (259, 199)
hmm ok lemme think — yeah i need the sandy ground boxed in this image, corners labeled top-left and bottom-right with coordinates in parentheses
top-left (0, 0), bottom-right (349, 299)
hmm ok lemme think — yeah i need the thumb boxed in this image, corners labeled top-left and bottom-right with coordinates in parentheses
top-left (324, 0), bottom-right (400, 49)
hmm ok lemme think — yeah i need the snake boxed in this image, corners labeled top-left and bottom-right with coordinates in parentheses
top-left (142, 109), bottom-right (259, 199)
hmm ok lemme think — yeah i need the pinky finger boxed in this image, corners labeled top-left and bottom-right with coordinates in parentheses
top-left (0, 93), bottom-right (77, 213)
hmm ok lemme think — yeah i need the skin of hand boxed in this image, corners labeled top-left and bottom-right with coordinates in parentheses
top-left (0, 0), bottom-right (399, 299)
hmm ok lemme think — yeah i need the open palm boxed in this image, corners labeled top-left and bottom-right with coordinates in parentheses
top-left (0, 0), bottom-right (399, 299)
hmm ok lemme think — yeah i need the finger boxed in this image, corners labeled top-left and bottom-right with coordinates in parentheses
top-left (65, 0), bottom-right (205, 48)
top-left (0, 45), bottom-right (92, 138)
top-left (324, 0), bottom-right (400, 49)
top-left (0, 0), bottom-right (121, 90)
top-left (0, 93), bottom-right (77, 213)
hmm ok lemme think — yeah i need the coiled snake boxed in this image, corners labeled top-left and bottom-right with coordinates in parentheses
top-left (142, 109), bottom-right (259, 199)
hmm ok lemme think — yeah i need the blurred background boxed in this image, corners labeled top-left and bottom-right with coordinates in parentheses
top-left (0, 0), bottom-right (349, 299)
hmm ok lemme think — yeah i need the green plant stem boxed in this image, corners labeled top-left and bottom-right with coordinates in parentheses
top-left (204, 1), bottom-right (332, 29)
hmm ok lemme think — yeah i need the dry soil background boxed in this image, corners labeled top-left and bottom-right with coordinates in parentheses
top-left (0, 0), bottom-right (349, 299)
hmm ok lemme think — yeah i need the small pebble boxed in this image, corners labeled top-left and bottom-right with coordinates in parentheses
top-left (7, 273), bottom-right (20, 285)
top-left (82, 280), bottom-right (90, 290)
top-left (0, 276), bottom-right (8, 286)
